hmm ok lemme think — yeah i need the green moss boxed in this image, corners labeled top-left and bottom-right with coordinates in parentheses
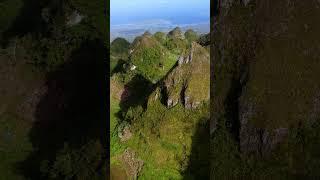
top-left (111, 28), bottom-right (209, 179)
top-left (125, 100), bottom-right (208, 178)
top-left (131, 44), bottom-right (177, 83)
top-left (164, 38), bottom-right (188, 55)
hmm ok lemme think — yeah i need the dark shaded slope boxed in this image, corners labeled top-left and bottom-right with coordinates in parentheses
top-left (18, 39), bottom-right (108, 179)
top-left (183, 119), bottom-right (209, 180)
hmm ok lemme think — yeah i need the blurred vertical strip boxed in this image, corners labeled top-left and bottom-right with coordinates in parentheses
top-left (210, 0), bottom-right (215, 134)
top-left (105, 0), bottom-right (111, 178)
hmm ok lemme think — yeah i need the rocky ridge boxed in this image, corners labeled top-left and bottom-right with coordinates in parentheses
top-left (148, 42), bottom-right (210, 109)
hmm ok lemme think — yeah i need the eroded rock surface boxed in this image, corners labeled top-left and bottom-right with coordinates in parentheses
top-left (121, 148), bottom-right (144, 179)
top-left (163, 42), bottom-right (209, 109)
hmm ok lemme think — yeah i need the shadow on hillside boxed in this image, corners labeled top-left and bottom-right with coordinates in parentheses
top-left (116, 74), bottom-right (154, 121)
top-left (111, 59), bottom-right (127, 75)
top-left (183, 119), bottom-right (209, 180)
top-left (16, 39), bottom-right (108, 179)
top-left (115, 58), bottom-right (180, 122)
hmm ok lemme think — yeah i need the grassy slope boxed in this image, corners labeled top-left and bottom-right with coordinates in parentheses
top-left (110, 32), bottom-right (209, 179)
top-left (130, 35), bottom-right (178, 83)
top-left (129, 102), bottom-right (208, 179)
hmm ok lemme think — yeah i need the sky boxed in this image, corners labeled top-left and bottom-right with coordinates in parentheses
top-left (111, 0), bottom-right (210, 24)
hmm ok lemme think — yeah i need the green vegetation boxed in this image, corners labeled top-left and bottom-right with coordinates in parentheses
top-left (111, 38), bottom-right (130, 55)
top-left (110, 38), bottom-right (130, 74)
top-left (184, 29), bottom-right (198, 43)
top-left (131, 47), bottom-right (177, 82)
top-left (130, 34), bottom-right (178, 83)
top-left (164, 38), bottom-right (188, 55)
top-left (110, 28), bottom-right (209, 179)
top-left (153, 32), bottom-right (166, 45)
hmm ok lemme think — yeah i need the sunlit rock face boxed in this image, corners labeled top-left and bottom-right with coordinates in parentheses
top-left (163, 42), bottom-right (210, 109)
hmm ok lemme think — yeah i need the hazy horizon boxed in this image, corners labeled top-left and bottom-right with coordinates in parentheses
top-left (110, 0), bottom-right (210, 42)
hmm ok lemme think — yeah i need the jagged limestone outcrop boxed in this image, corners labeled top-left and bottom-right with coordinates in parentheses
top-left (163, 42), bottom-right (209, 109)
top-left (167, 27), bottom-right (184, 39)
top-left (165, 27), bottom-right (188, 54)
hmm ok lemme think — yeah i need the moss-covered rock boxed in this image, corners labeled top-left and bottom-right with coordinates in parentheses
top-left (164, 42), bottom-right (210, 109)
top-left (129, 33), bottom-right (177, 83)
top-left (167, 27), bottom-right (184, 39)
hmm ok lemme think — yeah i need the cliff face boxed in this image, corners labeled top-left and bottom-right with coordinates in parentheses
top-left (212, 0), bottom-right (320, 178)
top-left (163, 42), bottom-right (210, 109)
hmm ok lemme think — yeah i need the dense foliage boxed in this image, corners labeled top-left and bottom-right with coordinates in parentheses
top-left (153, 31), bottom-right (166, 45)
top-left (184, 29), bottom-right (198, 43)
top-left (110, 38), bottom-right (130, 74)
top-left (129, 35), bottom-right (177, 83)
top-left (110, 37), bottom-right (130, 55)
